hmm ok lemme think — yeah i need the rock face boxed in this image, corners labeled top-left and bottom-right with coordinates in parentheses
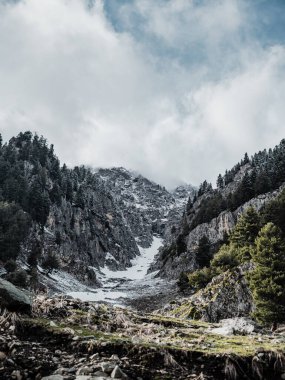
top-left (17, 167), bottom-right (194, 288)
top-left (165, 264), bottom-right (253, 323)
top-left (0, 278), bottom-right (32, 313)
top-left (189, 265), bottom-right (254, 322)
top-left (45, 178), bottom-right (140, 276)
top-left (20, 176), bottom-right (141, 287)
top-left (96, 168), bottom-right (195, 248)
top-left (155, 169), bottom-right (285, 279)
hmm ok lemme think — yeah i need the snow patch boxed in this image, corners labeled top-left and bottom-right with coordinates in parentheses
top-left (69, 236), bottom-right (165, 305)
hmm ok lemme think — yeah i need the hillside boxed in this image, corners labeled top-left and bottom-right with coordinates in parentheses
top-left (2, 133), bottom-right (285, 379)
top-left (0, 132), bottom-right (194, 293)
top-left (154, 140), bottom-right (285, 279)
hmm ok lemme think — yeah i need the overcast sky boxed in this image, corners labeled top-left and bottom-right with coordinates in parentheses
top-left (1, 0), bottom-right (285, 189)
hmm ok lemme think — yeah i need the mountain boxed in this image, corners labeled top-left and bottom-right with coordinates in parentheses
top-left (95, 167), bottom-right (195, 248)
top-left (2, 132), bottom-right (285, 379)
top-left (0, 132), bottom-right (194, 291)
top-left (154, 140), bottom-right (285, 279)
top-left (152, 139), bottom-right (285, 324)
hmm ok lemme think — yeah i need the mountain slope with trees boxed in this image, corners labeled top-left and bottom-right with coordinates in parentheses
top-left (0, 131), bottom-right (194, 291)
top-left (154, 138), bottom-right (285, 280)
top-left (0, 131), bottom-right (141, 288)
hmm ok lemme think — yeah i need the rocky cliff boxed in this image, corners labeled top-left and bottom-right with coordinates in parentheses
top-left (96, 167), bottom-right (195, 248)
top-left (164, 263), bottom-right (254, 323)
top-left (155, 165), bottom-right (285, 279)
top-left (0, 132), bottom-right (196, 290)
top-left (36, 178), bottom-right (141, 284)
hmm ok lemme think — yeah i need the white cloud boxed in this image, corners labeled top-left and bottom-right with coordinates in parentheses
top-left (0, 0), bottom-right (285, 188)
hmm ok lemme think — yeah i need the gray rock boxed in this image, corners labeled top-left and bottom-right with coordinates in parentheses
top-left (41, 376), bottom-right (64, 380)
top-left (111, 365), bottom-right (127, 379)
top-left (0, 278), bottom-right (32, 313)
top-left (189, 264), bottom-right (254, 322)
top-left (76, 367), bottom-right (93, 375)
top-left (100, 362), bottom-right (116, 374)
top-left (211, 317), bottom-right (258, 336)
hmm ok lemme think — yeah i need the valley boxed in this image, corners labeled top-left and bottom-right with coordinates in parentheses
top-left (2, 132), bottom-right (285, 379)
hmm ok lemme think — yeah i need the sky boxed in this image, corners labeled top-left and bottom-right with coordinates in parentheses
top-left (0, 0), bottom-right (285, 189)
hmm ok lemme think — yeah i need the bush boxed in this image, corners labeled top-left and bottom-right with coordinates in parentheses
top-left (6, 269), bottom-right (28, 288)
top-left (177, 272), bottom-right (189, 292)
top-left (42, 252), bottom-right (60, 274)
top-left (187, 267), bottom-right (214, 291)
top-left (210, 245), bottom-right (239, 271)
top-left (4, 259), bottom-right (17, 273)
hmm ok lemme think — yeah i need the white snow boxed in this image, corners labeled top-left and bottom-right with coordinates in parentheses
top-left (100, 236), bottom-right (162, 280)
top-left (68, 236), bottom-right (166, 305)
top-left (44, 269), bottom-right (90, 293)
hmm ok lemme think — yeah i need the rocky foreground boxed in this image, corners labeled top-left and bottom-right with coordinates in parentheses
top-left (1, 295), bottom-right (285, 380)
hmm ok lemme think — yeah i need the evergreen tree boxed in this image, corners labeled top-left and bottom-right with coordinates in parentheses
top-left (249, 223), bottom-right (285, 324)
top-left (177, 272), bottom-right (189, 293)
top-left (241, 152), bottom-right (249, 165)
top-left (216, 174), bottom-right (224, 189)
top-left (42, 251), bottom-right (60, 274)
top-left (230, 207), bottom-right (260, 249)
top-left (261, 188), bottom-right (285, 235)
top-left (28, 181), bottom-right (50, 227)
top-left (196, 235), bottom-right (211, 268)
top-left (75, 186), bottom-right (85, 209)
top-left (0, 202), bottom-right (31, 262)
top-left (27, 238), bottom-right (42, 268)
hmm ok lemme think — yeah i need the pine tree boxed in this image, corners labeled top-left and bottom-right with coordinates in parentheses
top-left (230, 207), bottom-right (260, 249)
top-left (196, 235), bottom-right (211, 268)
top-left (216, 174), bottom-right (224, 189)
top-left (42, 251), bottom-right (60, 274)
top-left (249, 223), bottom-right (285, 325)
top-left (28, 181), bottom-right (50, 227)
top-left (261, 188), bottom-right (285, 235)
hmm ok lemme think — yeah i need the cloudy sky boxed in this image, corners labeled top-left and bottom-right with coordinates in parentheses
top-left (0, 0), bottom-right (285, 188)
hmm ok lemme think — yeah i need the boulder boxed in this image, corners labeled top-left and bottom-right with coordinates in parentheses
top-left (0, 278), bottom-right (32, 313)
top-left (210, 317), bottom-right (258, 336)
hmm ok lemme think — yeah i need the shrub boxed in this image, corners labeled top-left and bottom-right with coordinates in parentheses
top-left (6, 269), bottom-right (28, 288)
top-left (210, 245), bottom-right (239, 272)
top-left (187, 267), bottom-right (214, 291)
top-left (42, 252), bottom-right (60, 274)
top-left (4, 259), bottom-right (17, 273)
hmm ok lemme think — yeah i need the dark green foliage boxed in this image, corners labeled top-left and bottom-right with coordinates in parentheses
top-left (216, 174), bottom-right (224, 189)
top-left (187, 267), bottom-right (214, 291)
top-left (249, 223), bottom-right (285, 324)
top-left (4, 259), bottom-right (17, 273)
top-left (42, 252), bottom-right (60, 274)
top-left (196, 235), bottom-right (211, 268)
top-left (176, 234), bottom-right (187, 255)
top-left (261, 188), bottom-right (285, 235)
top-left (210, 245), bottom-right (239, 271)
top-left (197, 180), bottom-right (212, 197)
top-left (177, 272), bottom-right (189, 293)
top-left (241, 152), bottom-right (249, 165)
top-left (27, 238), bottom-right (42, 268)
top-left (55, 231), bottom-right (61, 246)
top-left (0, 202), bottom-right (31, 262)
top-left (6, 269), bottom-right (28, 288)
top-left (190, 192), bottom-right (226, 230)
top-left (29, 267), bottom-right (38, 290)
top-left (75, 186), bottom-right (85, 209)
top-left (28, 181), bottom-right (50, 227)
top-left (192, 140), bottom-right (285, 227)
top-left (230, 207), bottom-right (261, 248)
